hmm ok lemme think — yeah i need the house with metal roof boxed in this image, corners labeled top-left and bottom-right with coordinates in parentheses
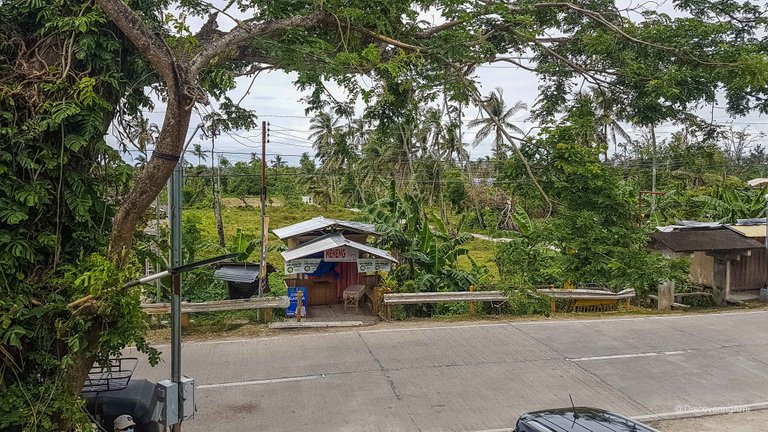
top-left (273, 216), bottom-right (378, 248)
top-left (651, 222), bottom-right (766, 304)
top-left (274, 217), bottom-right (396, 311)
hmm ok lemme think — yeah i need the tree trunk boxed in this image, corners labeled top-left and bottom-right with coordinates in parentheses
top-left (109, 87), bottom-right (194, 265)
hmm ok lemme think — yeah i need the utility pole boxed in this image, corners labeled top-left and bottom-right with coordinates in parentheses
top-left (650, 124), bottom-right (658, 214)
top-left (211, 133), bottom-right (225, 248)
top-left (169, 124), bottom-right (202, 432)
top-left (258, 121), bottom-right (268, 320)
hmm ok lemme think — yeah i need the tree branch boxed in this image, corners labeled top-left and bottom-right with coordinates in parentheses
top-left (415, 19), bottom-right (465, 39)
top-left (356, 28), bottom-right (427, 53)
top-left (94, 0), bottom-right (176, 84)
top-left (191, 10), bottom-right (332, 74)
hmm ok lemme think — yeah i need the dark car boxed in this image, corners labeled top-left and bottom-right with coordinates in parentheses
top-left (514, 408), bottom-right (659, 432)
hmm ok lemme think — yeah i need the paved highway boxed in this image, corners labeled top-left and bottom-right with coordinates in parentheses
top-left (128, 310), bottom-right (768, 431)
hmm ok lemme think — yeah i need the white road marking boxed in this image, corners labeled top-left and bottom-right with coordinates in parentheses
top-left (568, 350), bottom-right (693, 362)
top-left (196, 374), bottom-right (323, 389)
top-left (633, 401), bottom-right (768, 422)
top-left (467, 428), bottom-right (515, 432)
top-left (510, 309), bottom-right (768, 326)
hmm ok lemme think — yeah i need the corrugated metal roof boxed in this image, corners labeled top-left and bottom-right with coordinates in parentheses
top-left (213, 264), bottom-right (261, 283)
top-left (650, 228), bottom-right (763, 252)
top-left (273, 216), bottom-right (377, 239)
top-left (728, 225), bottom-right (768, 238)
top-left (281, 232), bottom-right (397, 262)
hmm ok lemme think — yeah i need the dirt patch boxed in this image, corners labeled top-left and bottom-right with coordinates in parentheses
top-left (221, 197), bottom-right (283, 207)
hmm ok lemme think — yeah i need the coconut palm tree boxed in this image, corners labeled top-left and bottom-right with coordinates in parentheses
top-left (591, 88), bottom-right (632, 158)
top-left (309, 110), bottom-right (341, 166)
top-left (271, 154), bottom-right (286, 168)
top-left (567, 88), bottom-right (632, 160)
top-left (134, 153), bottom-right (147, 168)
top-left (125, 116), bottom-right (159, 153)
top-left (467, 88), bottom-right (527, 160)
top-left (440, 122), bottom-right (469, 166)
top-left (191, 143), bottom-right (207, 166)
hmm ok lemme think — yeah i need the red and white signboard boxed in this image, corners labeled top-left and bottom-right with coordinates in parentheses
top-left (323, 246), bottom-right (358, 262)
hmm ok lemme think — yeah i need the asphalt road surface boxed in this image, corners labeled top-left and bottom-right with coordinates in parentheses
top-left (128, 310), bottom-right (768, 431)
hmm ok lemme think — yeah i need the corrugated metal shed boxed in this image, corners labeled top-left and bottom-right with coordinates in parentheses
top-left (273, 216), bottom-right (377, 240)
top-left (650, 228), bottom-right (763, 252)
top-left (213, 264), bottom-right (261, 283)
top-left (728, 225), bottom-right (768, 239)
top-left (281, 232), bottom-right (397, 262)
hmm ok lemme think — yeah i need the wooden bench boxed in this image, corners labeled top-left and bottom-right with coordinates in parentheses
top-left (343, 284), bottom-right (366, 312)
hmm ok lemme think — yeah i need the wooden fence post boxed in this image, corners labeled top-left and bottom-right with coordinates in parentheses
top-left (658, 280), bottom-right (674, 311)
top-left (469, 285), bottom-right (476, 317)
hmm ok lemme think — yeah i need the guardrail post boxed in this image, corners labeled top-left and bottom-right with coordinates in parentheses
top-left (469, 285), bottom-right (476, 317)
top-left (372, 287), bottom-right (380, 316)
top-left (296, 290), bottom-right (303, 322)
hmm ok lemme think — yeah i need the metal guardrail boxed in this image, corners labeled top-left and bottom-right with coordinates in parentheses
top-left (536, 288), bottom-right (636, 300)
top-left (382, 291), bottom-right (507, 305)
top-left (141, 296), bottom-right (290, 315)
top-left (382, 289), bottom-right (636, 305)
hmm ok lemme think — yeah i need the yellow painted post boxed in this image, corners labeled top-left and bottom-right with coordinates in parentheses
top-left (469, 285), bottom-right (476, 318)
top-left (373, 287), bottom-right (380, 316)
top-left (296, 290), bottom-right (303, 323)
top-left (550, 299), bottom-right (557, 314)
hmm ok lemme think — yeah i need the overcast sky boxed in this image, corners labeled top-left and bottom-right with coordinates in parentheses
top-left (117, 1), bottom-right (768, 167)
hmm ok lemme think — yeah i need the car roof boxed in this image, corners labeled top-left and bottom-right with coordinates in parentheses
top-left (518, 408), bottom-right (658, 432)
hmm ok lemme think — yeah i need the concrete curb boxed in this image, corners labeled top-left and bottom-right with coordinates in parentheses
top-left (269, 320), bottom-right (365, 329)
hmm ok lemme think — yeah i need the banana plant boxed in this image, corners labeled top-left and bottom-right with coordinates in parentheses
top-left (363, 191), bottom-right (485, 292)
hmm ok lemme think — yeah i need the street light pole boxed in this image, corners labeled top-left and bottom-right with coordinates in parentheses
top-left (258, 121), bottom-right (268, 320)
top-left (169, 124), bottom-right (202, 432)
top-left (169, 160), bottom-right (182, 432)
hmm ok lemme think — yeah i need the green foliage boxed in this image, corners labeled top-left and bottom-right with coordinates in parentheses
top-left (363, 191), bottom-right (489, 303)
top-left (1, 255), bottom-right (158, 431)
top-left (496, 125), bottom-right (687, 297)
top-left (495, 207), bottom-right (561, 287)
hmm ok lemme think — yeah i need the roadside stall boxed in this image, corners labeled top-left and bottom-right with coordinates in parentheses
top-left (274, 217), bottom-right (397, 312)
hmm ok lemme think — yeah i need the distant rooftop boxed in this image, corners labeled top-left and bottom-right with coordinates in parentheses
top-left (651, 228), bottom-right (763, 253)
top-left (273, 216), bottom-right (377, 240)
top-left (213, 263), bottom-right (275, 283)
